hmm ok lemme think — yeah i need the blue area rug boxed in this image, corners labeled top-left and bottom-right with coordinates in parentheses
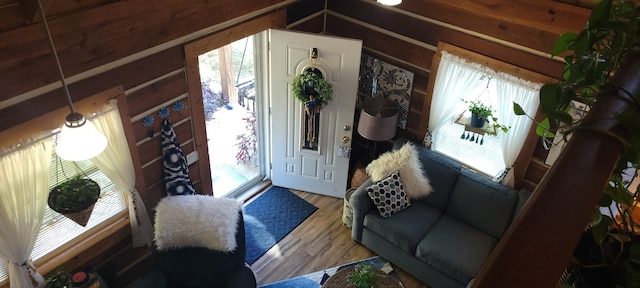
top-left (244, 186), bottom-right (318, 264)
top-left (258, 256), bottom-right (401, 288)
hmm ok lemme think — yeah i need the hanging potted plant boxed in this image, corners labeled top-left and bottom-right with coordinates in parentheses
top-left (291, 69), bottom-right (333, 108)
top-left (48, 175), bottom-right (100, 227)
top-left (463, 99), bottom-right (510, 134)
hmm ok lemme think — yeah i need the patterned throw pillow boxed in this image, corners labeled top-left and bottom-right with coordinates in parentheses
top-left (366, 171), bottom-right (411, 218)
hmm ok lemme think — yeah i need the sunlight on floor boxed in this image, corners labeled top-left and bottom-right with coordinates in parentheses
top-left (206, 103), bottom-right (259, 197)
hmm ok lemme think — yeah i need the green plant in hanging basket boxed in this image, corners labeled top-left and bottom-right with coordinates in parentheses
top-left (291, 70), bottom-right (333, 106)
top-left (48, 176), bottom-right (100, 214)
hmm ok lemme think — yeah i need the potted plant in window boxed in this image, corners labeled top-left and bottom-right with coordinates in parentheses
top-left (463, 99), bottom-right (510, 134)
top-left (513, 0), bottom-right (640, 286)
top-left (48, 175), bottom-right (100, 227)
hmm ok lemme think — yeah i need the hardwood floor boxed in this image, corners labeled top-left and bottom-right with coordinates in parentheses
top-left (249, 189), bottom-right (430, 288)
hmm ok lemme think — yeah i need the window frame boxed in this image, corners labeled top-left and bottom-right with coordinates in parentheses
top-left (420, 42), bottom-right (556, 187)
top-left (0, 86), bottom-right (139, 288)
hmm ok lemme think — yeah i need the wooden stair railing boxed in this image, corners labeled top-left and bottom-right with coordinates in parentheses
top-left (473, 50), bottom-right (640, 287)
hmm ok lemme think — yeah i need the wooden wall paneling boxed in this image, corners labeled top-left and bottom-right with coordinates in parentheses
top-left (136, 119), bottom-right (194, 168)
top-left (36, 216), bottom-right (131, 277)
top-left (0, 0), bottom-right (283, 98)
top-left (327, 1), bottom-right (566, 78)
top-left (286, 0), bottom-right (325, 25)
top-left (131, 102), bottom-right (191, 143)
top-left (326, 14), bottom-right (432, 72)
top-left (0, 4), bottom-right (27, 32)
top-left (329, 0), bottom-right (587, 54)
top-left (126, 72), bottom-right (188, 118)
top-left (288, 14), bottom-right (325, 33)
top-left (512, 109), bottom-right (548, 189)
top-left (0, 46), bottom-right (184, 133)
top-left (184, 10), bottom-right (286, 196)
top-left (0, 86), bottom-right (123, 148)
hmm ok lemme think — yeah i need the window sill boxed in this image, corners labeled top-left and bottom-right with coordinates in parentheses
top-left (0, 211), bottom-right (130, 288)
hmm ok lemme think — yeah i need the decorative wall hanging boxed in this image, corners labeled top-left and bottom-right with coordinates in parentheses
top-left (357, 54), bottom-right (414, 129)
top-left (161, 119), bottom-right (195, 196)
top-left (142, 115), bottom-right (154, 138)
top-left (291, 48), bottom-right (333, 150)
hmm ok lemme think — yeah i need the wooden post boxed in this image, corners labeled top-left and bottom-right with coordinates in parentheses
top-left (473, 51), bottom-right (640, 287)
top-left (219, 44), bottom-right (237, 106)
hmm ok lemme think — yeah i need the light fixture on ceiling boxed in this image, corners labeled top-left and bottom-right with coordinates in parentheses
top-left (37, 0), bottom-right (107, 161)
top-left (377, 0), bottom-right (402, 6)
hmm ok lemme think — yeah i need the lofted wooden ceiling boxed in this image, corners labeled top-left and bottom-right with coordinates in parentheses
top-left (0, 0), bottom-right (117, 32)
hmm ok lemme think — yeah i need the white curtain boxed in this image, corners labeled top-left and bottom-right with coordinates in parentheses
top-left (494, 73), bottom-right (541, 186)
top-left (90, 100), bottom-right (153, 247)
top-left (0, 136), bottom-right (52, 288)
top-left (427, 51), bottom-right (488, 148)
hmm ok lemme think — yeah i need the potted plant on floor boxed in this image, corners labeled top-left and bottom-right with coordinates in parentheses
top-left (48, 175), bottom-right (100, 227)
top-left (514, 0), bottom-right (640, 286)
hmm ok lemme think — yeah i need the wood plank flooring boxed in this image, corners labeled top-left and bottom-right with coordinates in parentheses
top-left (249, 189), bottom-right (430, 288)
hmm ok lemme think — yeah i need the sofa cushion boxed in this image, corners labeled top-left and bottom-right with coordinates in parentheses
top-left (446, 169), bottom-right (518, 239)
top-left (416, 215), bottom-right (498, 285)
top-left (366, 142), bottom-right (433, 199)
top-left (364, 202), bottom-right (442, 254)
top-left (415, 145), bottom-right (461, 209)
top-left (366, 171), bottom-right (411, 218)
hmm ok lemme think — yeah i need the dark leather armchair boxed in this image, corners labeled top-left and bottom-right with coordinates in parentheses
top-left (130, 212), bottom-right (256, 288)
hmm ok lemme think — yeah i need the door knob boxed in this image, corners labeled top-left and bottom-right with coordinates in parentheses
top-left (343, 136), bottom-right (350, 143)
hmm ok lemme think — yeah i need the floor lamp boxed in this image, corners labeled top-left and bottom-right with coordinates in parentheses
top-left (357, 97), bottom-right (399, 161)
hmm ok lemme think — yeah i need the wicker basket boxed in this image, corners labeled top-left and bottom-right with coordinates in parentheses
top-left (322, 266), bottom-right (402, 288)
top-left (350, 162), bottom-right (368, 188)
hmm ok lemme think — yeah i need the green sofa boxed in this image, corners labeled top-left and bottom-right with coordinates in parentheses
top-left (350, 138), bottom-right (530, 288)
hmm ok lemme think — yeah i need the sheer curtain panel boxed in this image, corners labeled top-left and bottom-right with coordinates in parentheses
top-left (0, 136), bottom-right (52, 288)
top-left (494, 73), bottom-right (541, 186)
top-left (427, 51), bottom-right (488, 148)
top-left (90, 100), bottom-right (153, 247)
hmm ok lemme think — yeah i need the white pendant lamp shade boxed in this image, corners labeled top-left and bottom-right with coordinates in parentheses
top-left (377, 0), bottom-right (401, 6)
top-left (56, 113), bottom-right (107, 161)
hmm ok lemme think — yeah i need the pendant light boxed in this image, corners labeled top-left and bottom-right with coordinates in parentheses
top-left (37, 0), bottom-right (107, 161)
top-left (377, 0), bottom-right (402, 6)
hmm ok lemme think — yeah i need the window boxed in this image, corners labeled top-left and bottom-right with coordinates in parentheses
top-left (0, 133), bottom-right (126, 285)
top-left (427, 49), bottom-right (541, 180)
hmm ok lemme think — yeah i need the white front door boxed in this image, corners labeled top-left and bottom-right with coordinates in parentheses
top-left (269, 29), bottom-right (362, 198)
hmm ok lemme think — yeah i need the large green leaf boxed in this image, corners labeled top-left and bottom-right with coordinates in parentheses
top-left (540, 84), bottom-right (560, 114)
top-left (589, 0), bottom-right (612, 28)
top-left (513, 102), bottom-right (526, 116)
top-left (536, 118), bottom-right (555, 138)
top-left (592, 215), bottom-right (613, 244)
top-left (552, 32), bottom-right (577, 56)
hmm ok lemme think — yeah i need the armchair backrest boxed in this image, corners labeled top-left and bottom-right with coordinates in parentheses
top-left (154, 211), bottom-right (247, 287)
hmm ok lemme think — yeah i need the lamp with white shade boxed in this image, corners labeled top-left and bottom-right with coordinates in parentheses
top-left (37, 0), bottom-right (107, 161)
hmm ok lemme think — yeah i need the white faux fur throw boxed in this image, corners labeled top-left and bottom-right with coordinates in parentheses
top-left (154, 195), bottom-right (242, 252)
top-left (366, 142), bottom-right (433, 199)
